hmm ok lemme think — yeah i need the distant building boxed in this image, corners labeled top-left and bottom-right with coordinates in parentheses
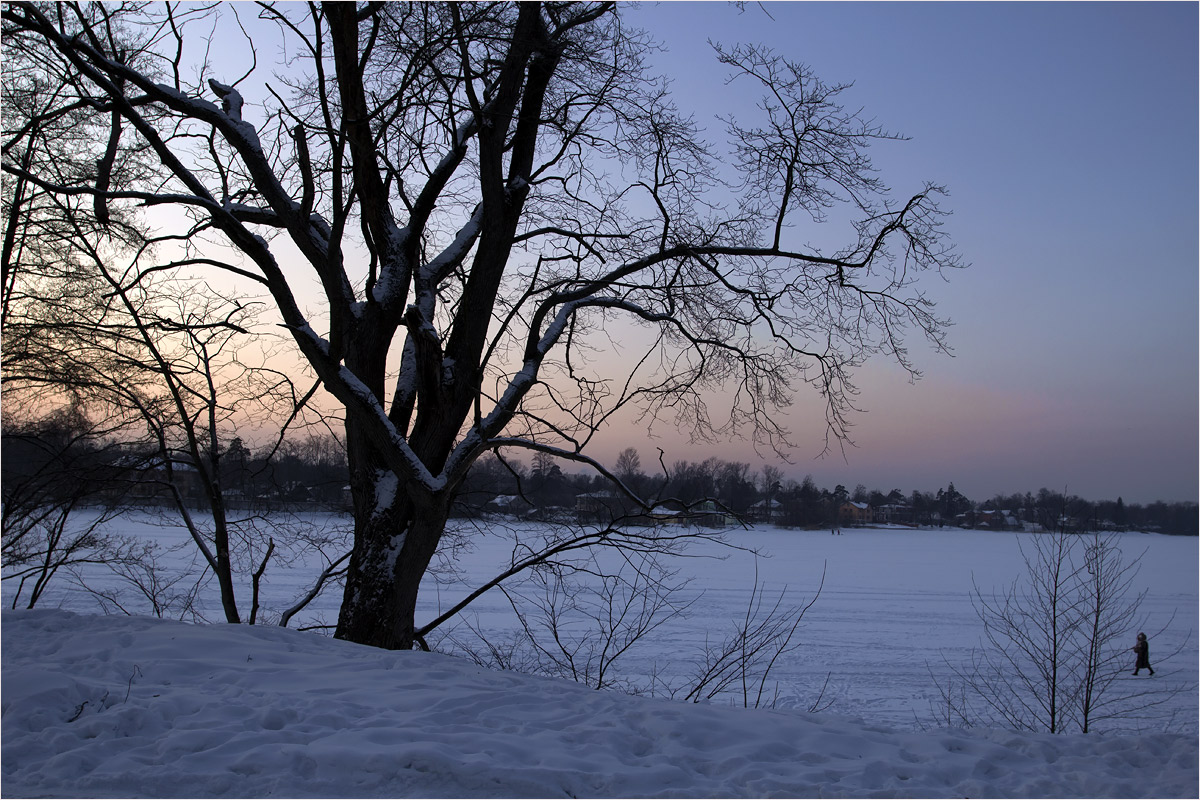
top-left (976, 509), bottom-right (1007, 529)
top-left (685, 500), bottom-right (739, 529)
top-left (575, 490), bottom-right (623, 522)
top-left (874, 502), bottom-right (914, 526)
top-left (486, 494), bottom-right (535, 517)
top-left (114, 454), bottom-right (205, 506)
top-left (748, 498), bottom-right (783, 524)
top-left (647, 505), bottom-right (682, 525)
top-left (839, 501), bottom-right (872, 527)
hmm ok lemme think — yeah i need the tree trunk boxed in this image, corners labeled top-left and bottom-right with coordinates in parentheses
top-left (334, 419), bottom-right (449, 650)
top-left (212, 510), bottom-right (242, 624)
top-left (334, 500), bottom-right (447, 650)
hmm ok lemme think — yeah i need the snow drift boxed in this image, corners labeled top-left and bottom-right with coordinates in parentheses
top-left (3, 609), bottom-right (1196, 798)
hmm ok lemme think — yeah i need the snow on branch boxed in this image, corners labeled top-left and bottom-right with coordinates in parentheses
top-left (425, 207), bottom-right (484, 285)
top-left (332, 363), bottom-right (443, 492)
top-left (207, 80), bottom-right (243, 121)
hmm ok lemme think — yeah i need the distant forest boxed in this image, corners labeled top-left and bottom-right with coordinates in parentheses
top-left (4, 414), bottom-right (1194, 537)
top-left (454, 448), bottom-right (1199, 536)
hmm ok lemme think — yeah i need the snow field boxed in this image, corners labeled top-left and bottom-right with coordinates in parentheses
top-left (3, 608), bottom-right (1197, 798)
top-left (5, 513), bottom-right (1196, 734)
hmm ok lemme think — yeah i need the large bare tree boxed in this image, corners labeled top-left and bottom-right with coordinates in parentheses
top-left (3, 2), bottom-right (962, 649)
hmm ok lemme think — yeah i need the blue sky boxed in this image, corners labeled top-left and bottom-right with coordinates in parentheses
top-left (617, 1), bottom-right (1198, 503)
top-left (204, 2), bottom-right (1196, 504)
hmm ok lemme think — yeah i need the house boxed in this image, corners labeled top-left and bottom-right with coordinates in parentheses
top-left (976, 509), bottom-right (1005, 529)
top-left (748, 498), bottom-right (783, 524)
top-left (874, 502), bottom-right (914, 526)
top-left (647, 505), bottom-right (683, 526)
top-left (1057, 515), bottom-right (1080, 532)
top-left (685, 499), bottom-right (739, 529)
top-left (486, 494), bottom-right (535, 517)
top-left (574, 490), bottom-right (624, 522)
top-left (972, 509), bottom-right (1020, 531)
top-left (621, 500), bottom-right (734, 529)
top-left (114, 453), bottom-right (206, 506)
top-left (839, 501), bottom-right (872, 527)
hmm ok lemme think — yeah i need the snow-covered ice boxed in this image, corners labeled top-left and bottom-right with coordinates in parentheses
top-left (4, 515), bottom-right (1197, 797)
top-left (3, 607), bottom-right (1197, 798)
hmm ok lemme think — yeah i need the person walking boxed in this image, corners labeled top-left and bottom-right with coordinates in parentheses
top-left (1131, 632), bottom-right (1155, 676)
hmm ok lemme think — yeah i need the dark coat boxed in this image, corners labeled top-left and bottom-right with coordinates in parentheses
top-left (1133, 638), bottom-right (1151, 670)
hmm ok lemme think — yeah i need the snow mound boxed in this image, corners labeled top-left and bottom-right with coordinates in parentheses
top-left (3, 609), bottom-right (1196, 798)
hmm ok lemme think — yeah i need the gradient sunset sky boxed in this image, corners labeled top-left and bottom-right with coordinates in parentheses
top-left (600, 1), bottom-right (1197, 504)
top-left (204, 2), bottom-right (1197, 505)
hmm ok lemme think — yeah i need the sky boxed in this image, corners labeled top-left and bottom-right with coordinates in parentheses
top-left (192, 2), bottom-right (1197, 505)
top-left (599, 1), bottom-right (1199, 505)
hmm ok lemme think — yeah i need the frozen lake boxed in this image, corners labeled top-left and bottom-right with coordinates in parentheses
top-left (5, 510), bottom-right (1196, 733)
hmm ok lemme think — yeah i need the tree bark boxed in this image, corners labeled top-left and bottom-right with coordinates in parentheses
top-left (210, 497), bottom-right (242, 625)
top-left (334, 503), bottom-right (448, 650)
top-left (334, 418), bottom-right (450, 650)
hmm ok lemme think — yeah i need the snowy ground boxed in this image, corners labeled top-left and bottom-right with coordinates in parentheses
top-left (3, 513), bottom-right (1197, 796)
top-left (3, 608), bottom-right (1197, 798)
top-left (7, 512), bottom-right (1194, 732)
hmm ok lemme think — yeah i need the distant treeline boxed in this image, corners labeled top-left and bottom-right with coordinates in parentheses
top-left (456, 449), bottom-right (1198, 536)
top-left (2, 416), bottom-right (1195, 536)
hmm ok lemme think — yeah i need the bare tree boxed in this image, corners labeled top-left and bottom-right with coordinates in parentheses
top-left (429, 518), bottom-right (828, 709)
top-left (614, 447), bottom-right (642, 483)
top-left (4, 211), bottom-right (330, 623)
top-left (680, 563), bottom-right (825, 709)
top-left (415, 513), bottom-right (730, 647)
top-left (1071, 532), bottom-right (1188, 732)
top-left (962, 530), bottom-right (1084, 733)
top-left (0, 404), bottom-right (132, 608)
top-left (3, 12), bottom-right (349, 625)
top-left (1, 3), bottom-right (153, 374)
top-left (71, 538), bottom-right (207, 621)
top-left (4, 2), bottom-right (962, 650)
top-left (495, 551), bottom-right (693, 692)
top-left (934, 530), bottom-right (1190, 734)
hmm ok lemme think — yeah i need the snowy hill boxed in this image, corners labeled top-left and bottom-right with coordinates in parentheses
top-left (3, 609), bottom-right (1196, 798)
